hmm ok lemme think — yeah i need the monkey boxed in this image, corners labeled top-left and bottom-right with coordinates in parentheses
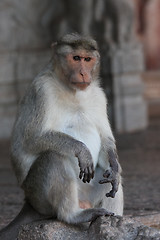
top-left (0, 33), bottom-right (123, 239)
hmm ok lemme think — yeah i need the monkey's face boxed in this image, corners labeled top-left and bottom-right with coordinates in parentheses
top-left (64, 50), bottom-right (99, 91)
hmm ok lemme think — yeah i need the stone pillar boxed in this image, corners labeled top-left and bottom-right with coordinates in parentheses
top-left (96, 0), bottom-right (148, 132)
top-left (0, 0), bottom-right (148, 138)
top-left (0, 0), bottom-right (54, 138)
top-left (111, 45), bottom-right (147, 132)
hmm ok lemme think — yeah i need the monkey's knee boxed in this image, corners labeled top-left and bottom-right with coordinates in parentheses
top-left (21, 153), bottom-right (58, 215)
top-left (23, 185), bottom-right (53, 216)
top-left (48, 177), bottom-right (80, 220)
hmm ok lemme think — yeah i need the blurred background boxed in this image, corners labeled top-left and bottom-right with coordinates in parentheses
top-left (0, 0), bottom-right (160, 230)
top-left (1, 0), bottom-right (160, 136)
top-left (0, 0), bottom-right (154, 137)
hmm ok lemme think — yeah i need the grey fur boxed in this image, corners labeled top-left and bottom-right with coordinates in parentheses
top-left (11, 34), bottom-right (123, 224)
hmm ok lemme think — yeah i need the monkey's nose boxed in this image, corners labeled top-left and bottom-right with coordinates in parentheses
top-left (80, 72), bottom-right (85, 81)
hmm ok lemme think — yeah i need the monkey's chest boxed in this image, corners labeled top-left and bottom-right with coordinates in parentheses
top-left (62, 115), bottom-right (101, 168)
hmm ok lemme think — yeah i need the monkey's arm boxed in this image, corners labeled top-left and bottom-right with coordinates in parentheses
top-left (11, 81), bottom-right (95, 184)
top-left (94, 91), bottom-right (121, 198)
top-left (98, 136), bottom-right (121, 198)
top-left (24, 131), bottom-right (94, 183)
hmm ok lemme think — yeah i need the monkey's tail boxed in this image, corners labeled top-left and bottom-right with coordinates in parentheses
top-left (0, 202), bottom-right (50, 240)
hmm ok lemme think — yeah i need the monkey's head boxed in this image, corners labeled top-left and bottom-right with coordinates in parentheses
top-left (52, 33), bottom-right (100, 91)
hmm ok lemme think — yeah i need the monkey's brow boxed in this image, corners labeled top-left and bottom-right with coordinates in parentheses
top-left (57, 41), bottom-right (97, 51)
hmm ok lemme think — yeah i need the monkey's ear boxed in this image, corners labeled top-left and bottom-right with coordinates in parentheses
top-left (51, 42), bottom-right (57, 49)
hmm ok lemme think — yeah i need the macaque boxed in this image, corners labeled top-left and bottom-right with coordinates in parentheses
top-left (0, 33), bottom-right (123, 239)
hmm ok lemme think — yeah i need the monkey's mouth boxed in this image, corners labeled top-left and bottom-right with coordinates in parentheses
top-left (71, 82), bottom-right (90, 90)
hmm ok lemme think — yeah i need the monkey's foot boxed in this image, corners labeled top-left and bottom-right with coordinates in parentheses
top-left (99, 169), bottom-right (120, 198)
top-left (90, 208), bottom-right (114, 222)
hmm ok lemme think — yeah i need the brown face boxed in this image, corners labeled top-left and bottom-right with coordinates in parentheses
top-left (66, 50), bottom-right (97, 91)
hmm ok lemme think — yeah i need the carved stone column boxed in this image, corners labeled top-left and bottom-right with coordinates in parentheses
top-left (0, 0), bottom-right (148, 138)
top-left (95, 0), bottom-right (148, 132)
top-left (0, 0), bottom-right (53, 138)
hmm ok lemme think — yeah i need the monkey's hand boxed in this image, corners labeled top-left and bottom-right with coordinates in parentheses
top-left (99, 168), bottom-right (120, 198)
top-left (76, 143), bottom-right (94, 183)
top-left (99, 149), bottom-right (121, 198)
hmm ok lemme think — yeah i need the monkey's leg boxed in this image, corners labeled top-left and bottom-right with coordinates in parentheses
top-left (0, 202), bottom-right (46, 240)
top-left (89, 166), bottom-right (124, 216)
top-left (23, 152), bottom-right (114, 224)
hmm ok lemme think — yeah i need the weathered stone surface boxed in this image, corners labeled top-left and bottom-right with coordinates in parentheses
top-left (0, 49), bottom-right (50, 105)
top-left (0, 0), bottom-right (149, 137)
top-left (132, 213), bottom-right (160, 228)
top-left (89, 216), bottom-right (160, 240)
top-left (0, 0), bottom-right (54, 138)
top-left (0, 0), bottom-right (53, 51)
top-left (17, 50), bottom-right (51, 82)
top-left (111, 48), bottom-right (147, 132)
top-left (0, 104), bottom-right (17, 138)
top-left (96, 0), bottom-right (148, 133)
top-left (18, 220), bottom-right (88, 240)
top-left (114, 95), bottom-right (148, 132)
top-left (123, 96), bottom-right (147, 132)
top-left (0, 53), bottom-right (16, 84)
top-left (114, 74), bottom-right (144, 96)
top-left (0, 84), bottom-right (17, 104)
top-left (0, 116), bottom-right (15, 139)
top-left (15, 82), bottom-right (30, 102)
top-left (95, 0), bottom-right (135, 45)
top-left (111, 47), bottom-right (145, 74)
top-left (17, 216), bottom-right (160, 240)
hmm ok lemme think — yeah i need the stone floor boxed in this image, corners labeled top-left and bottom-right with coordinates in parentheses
top-left (0, 117), bottom-right (160, 230)
top-left (117, 117), bottom-right (160, 217)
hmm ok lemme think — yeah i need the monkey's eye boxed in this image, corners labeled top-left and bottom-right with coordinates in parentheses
top-left (85, 57), bottom-right (91, 62)
top-left (73, 56), bottom-right (81, 61)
